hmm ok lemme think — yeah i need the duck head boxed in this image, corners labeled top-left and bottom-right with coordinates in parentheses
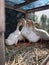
top-left (17, 18), bottom-right (26, 31)
top-left (34, 22), bottom-right (41, 28)
top-left (31, 21), bottom-right (41, 29)
top-left (26, 19), bottom-right (33, 28)
top-left (17, 19), bottom-right (23, 31)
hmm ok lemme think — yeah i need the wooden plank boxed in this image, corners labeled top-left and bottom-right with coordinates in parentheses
top-left (0, 0), bottom-right (5, 65)
top-left (0, 0), bottom-right (5, 32)
top-left (5, 3), bottom-right (26, 13)
top-left (41, 55), bottom-right (49, 65)
top-left (26, 5), bottom-right (49, 13)
top-left (14, 0), bottom-right (37, 8)
top-left (0, 33), bottom-right (5, 65)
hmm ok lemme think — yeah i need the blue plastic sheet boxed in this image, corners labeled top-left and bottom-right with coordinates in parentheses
top-left (5, 0), bottom-right (49, 10)
top-left (5, 0), bottom-right (25, 5)
top-left (20, 0), bottom-right (49, 10)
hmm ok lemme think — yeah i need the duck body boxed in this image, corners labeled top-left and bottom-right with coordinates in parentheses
top-left (6, 29), bottom-right (20, 45)
top-left (21, 26), bottom-right (40, 42)
top-left (34, 27), bottom-right (49, 40)
top-left (6, 26), bottom-right (24, 45)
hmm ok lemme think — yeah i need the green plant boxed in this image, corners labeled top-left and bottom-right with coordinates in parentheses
top-left (32, 13), bottom-right (38, 22)
top-left (40, 14), bottom-right (47, 30)
top-left (47, 18), bottom-right (49, 32)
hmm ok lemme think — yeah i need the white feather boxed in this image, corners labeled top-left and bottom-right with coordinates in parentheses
top-left (34, 27), bottom-right (49, 40)
top-left (21, 26), bottom-right (40, 42)
top-left (6, 26), bottom-right (23, 45)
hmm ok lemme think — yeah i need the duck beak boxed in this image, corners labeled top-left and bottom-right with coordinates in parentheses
top-left (34, 23), bottom-right (41, 28)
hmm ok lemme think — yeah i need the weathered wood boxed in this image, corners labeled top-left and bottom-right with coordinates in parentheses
top-left (0, 33), bottom-right (5, 65)
top-left (14, 0), bottom-right (37, 8)
top-left (0, 0), bottom-right (5, 65)
top-left (26, 5), bottom-right (49, 13)
top-left (5, 3), bottom-right (26, 13)
top-left (0, 0), bottom-right (5, 32)
top-left (25, 13), bottom-right (28, 19)
top-left (41, 55), bottom-right (49, 65)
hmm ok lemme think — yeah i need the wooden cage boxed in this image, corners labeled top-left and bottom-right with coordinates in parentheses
top-left (0, 0), bottom-right (49, 65)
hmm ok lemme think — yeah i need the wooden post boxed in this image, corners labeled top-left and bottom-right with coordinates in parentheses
top-left (25, 13), bottom-right (29, 19)
top-left (0, 33), bottom-right (5, 65)
top-left (0, 0), bottom-right (5, 65)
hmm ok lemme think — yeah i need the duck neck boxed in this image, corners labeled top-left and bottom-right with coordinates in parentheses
top-left (34, 27), bottom-right (38, 30)
top-left (17, 25), bottom-right (19, 30)
top-left (33, 27), bottom-right (39, 32)
top-left (22, 18), bottom-right (26, 27)
top-left (15, 25), bottom-right (19, 32)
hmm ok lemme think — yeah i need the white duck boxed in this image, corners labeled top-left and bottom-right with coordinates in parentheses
top-left (21, 19), bottom-right (40, 42)
top-left (6, 22), bottom-right (24, 45)
top-left (34, 23), bottom-right (49, 40)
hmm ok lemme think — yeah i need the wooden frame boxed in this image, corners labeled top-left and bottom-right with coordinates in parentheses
top-left (0, 33), bottom-right (5, 65)
top-left (5, 3), bottom-right (26, 13)
top-left (14, 0), bottom-right (37, 8)
top-left (5, 1), bottom-right (49, 14)
top-left (5, 4), bottom-right (49, 14)
top-left (26, 5), bottom-right (49, 13)
top-left (0, 0), bottom-right (5, 32)
top-left (0, 0), bottom-right (49, 65)
top-left (0, 0), bottom-right (5, 65)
